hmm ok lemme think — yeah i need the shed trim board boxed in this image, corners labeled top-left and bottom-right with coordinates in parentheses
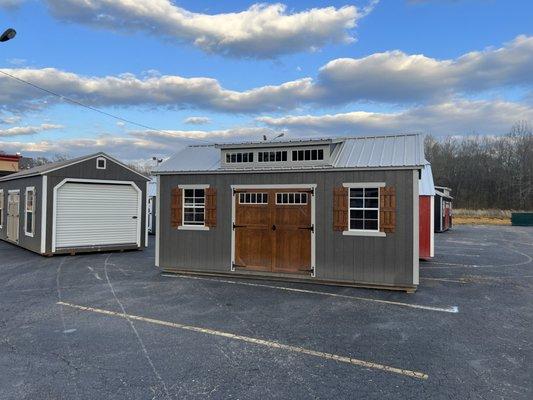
top-left (155, 166), bottom-right (422, 176)
top-left (51, 178), bottom-right (142, 253)
top-left (430, 195), bottom-right (434, 257)
top-left (155, 176), bottom-right (161, 267)
top-left (145, 181), bottom-right (149, 247)
top-left (40, 176), bottom-right (47, 253)
top-left (230, 184), bottom-right (317, 278)
top-left (412, 170), bottom-right (419, 285)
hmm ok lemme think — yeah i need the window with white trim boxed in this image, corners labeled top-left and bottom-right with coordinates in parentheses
top-left (96, 157), bottom-right (106, 169)
top-left (239, 193), bottom-right (268, 204)
top-left (276, 192), bottom-right (308, 205)
top-left (226, 152), bottom-right (254, 163)
top-left (349, 187), bottom-right (379, 231)
top-left (0, 189), bottom-right (4, 228)
top-left (183, 188), bottom-right (205, 226)
top-left (258, 150), bottom-right (287, 162)
top-left (25, 187), bottom-right (35, 236)
top-left (292, 148), bottom-right (324, 161)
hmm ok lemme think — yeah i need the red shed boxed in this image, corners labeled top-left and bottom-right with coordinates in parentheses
top-left (419, 164), bottom-right (435, 259)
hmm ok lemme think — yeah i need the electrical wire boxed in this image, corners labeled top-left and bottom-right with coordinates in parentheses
top-left (0, 69), bottom-right (212, 144)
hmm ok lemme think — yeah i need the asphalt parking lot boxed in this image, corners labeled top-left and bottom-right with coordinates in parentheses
top-left (1, 225), bottom-right (532, 399)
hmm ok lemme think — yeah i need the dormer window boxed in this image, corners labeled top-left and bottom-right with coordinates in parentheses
top-left (96, 157), bottom-right (106, 170)
top-left (292, 149), bottom-right (324, 161)
top-left (258, 150), bottom-right (287, 162)
top-left (226, 152), bottom-right (254, 163)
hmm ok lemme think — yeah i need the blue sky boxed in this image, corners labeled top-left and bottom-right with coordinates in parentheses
top-left (0, 0), bottom-right (532, 162)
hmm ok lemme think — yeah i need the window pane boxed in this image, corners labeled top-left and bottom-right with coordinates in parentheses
top-left (350, 198), bottom-right (364, 208)
top-left (295, 193), bottom-right (300, 203)
top-left (350, 210), bottom-right (364, 219)
top-left (283, 193), bottom-right (288, 203)
top-left (276, 193), bottom-right (281, 204)
top-left (365, 198), bottom-right (378, 208)
top-left (301, 193), bottom-right (307, 204)
top-left (263, 194), bottom-right (268, 203)
top-left (184, 189), bottom-right (193, 198)
top-left (288, 193), bottom-right (294, 203)
top-left (195, 189), bottom-right (205, 197)
top-left (226, 154), bottom-right (231, 163)
top-left (249, 153), bottom-right (254, 162)
top-left (282, 151), bottom-right (287, 161)
top-left (251, 193), bottom-right (256, 203)
top-left (365, 188), bottom-right (379, 198)
top-left (239, 193), bottom-right (244, 203)
top-left (298, 150), bottom-right (304, 160)
top-left (350, 188), bottom-right (364, 198)
top-left (258, 152), bottom-right (263, 162)
top-left (365, 210), bottom-right (378, 219)
top-left (26, 212), bottom-right (33, 233)
top-left (350, 219), bottom-right (364, 230)
top-left (365, 220), bottom-right (378, 230)
top-left (304, 150), bottom-right (311, 160)
top-left (276, 151), bottom-right (281, 161)
top-left (311, 149), bottom-right (318, 160)
top-left (243, 153), bottom-right (248, 162)
top-left (269, 152), bottom-right (274, 161)
top-left (318, 149), bottom-right (324, 160)
top-left (292, 150), bottom-right (297, 161)
top-left (194, 212), bottom-right (205, 222)
top-left (245, 193), bottom-right (250, 203)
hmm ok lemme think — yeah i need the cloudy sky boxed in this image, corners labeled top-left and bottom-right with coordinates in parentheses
top-left (0, 0), bottom-right (532, 161)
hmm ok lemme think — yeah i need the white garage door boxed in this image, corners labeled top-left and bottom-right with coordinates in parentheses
top-left (55, 182), bottom-right (140, 249)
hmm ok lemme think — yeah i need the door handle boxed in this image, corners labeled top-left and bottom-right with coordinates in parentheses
top-left (272, 224), bottom-right (276, 231)
top-left (132, 216), bottom-right (138, 219)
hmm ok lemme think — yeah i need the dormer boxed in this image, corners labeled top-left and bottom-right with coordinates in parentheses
top-left (218, 139), bottom-right (336, 169)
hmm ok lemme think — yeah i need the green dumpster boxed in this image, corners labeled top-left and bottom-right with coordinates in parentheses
top-left (511, 212), bottom-right (533, 226)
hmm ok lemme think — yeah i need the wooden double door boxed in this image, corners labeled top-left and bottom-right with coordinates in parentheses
top-left (234, 188), bottom-right (313, 275)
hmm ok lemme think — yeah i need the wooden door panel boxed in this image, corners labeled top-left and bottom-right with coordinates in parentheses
top-left (274, 229), bottom-right (311, 273)
top-left (235, 228), bottom-right (272, 271)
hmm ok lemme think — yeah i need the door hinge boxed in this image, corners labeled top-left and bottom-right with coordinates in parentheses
top-left (232, 223), bottom-right (246, 230)
top-left (232, 262), bottom-right (247, 269)
top-left (298, 267), bottom-right (314, 273)
top-left (298, 224), bottom-right (314, 233)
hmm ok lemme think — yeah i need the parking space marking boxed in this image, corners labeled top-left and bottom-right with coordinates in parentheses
top-left (420, 277), bottom-right (467, 284)
top-left (57, 301), bottom-right (429, 380)
top-left (162, 274), bottom-right (459, 314)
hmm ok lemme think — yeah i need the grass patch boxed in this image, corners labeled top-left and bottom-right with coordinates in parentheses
top-left (453, 209), bottom-right (513, 225)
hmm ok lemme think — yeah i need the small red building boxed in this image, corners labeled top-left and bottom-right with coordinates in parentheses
top-left (419, 164), bottom-right (435, 260)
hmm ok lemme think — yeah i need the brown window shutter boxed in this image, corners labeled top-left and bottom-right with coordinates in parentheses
top-left (380, 186), bottom-right (396, 233)
top-left (333, 186), bottom-right (348, 231)
top-left (171, 187), bottom-right (182, 228)
top-left (205, 187), bottom-right (217, 228)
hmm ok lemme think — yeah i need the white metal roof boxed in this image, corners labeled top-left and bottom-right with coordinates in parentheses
top-left (153, 133), bottom-right (428, 174)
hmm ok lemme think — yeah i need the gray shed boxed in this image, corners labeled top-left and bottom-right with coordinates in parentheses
top-left (154, 133), bottom-right (427, 292)
top-left (0, 152), bottom-right (150, 255)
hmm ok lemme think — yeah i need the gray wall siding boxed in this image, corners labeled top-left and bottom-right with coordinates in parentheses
top-left (44, 156), bottom-right (148, 253)
top-left (0, 176), bottom-right (43, 254)
top-left (158, 169), bottom-right (417, 287)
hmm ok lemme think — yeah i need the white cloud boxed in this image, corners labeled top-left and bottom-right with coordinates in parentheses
top-left (45, 1), bottom-right (365, 58)
top-left (1, 36), bottom-right (531, 113)
top-left (257, 100), bottom-right (533, 136)
top-left (314, 35), bottom-right (533, 104)
top-left (0, 123), bottom-right (62, 137)
top-left (0, 135), bottom-right (165, 161)
top-left (184, 116), bottom-right (211, 125)
top-left (0, 115), bottom-right (21, 124)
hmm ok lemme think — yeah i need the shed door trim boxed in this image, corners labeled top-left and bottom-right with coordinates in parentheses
top-left (52, 178), bottom-right (142, 253)
top-left (230, 184), bottom-right (316, 277)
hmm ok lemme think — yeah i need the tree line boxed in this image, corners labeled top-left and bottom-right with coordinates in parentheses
top-left (425, 122), bottom-right (533, 210)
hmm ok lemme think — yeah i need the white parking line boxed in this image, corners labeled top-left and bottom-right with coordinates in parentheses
top-left (58, 301), bottom-right (429, 380)
top-left (162, 274), bottom-right (459, 314)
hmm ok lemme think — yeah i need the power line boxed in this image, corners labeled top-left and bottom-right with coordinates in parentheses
top-left (0, 69), bottom-right (212, 144)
